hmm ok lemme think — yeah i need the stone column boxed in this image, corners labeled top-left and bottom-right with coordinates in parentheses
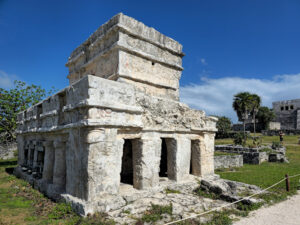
top-left (65, 128), bottom-right (85, 199)
top-left (53, 140), bottom-right (66, 189)
top-left (16, 135), bottom-right (25, 166)
top-left (132, 136), bottom-right (162, 189)
top-left (33, 145), bottom-right (39, 168)
top-left (42, 141), bottom-right (54, 183)
top-left (191, 132), bottom-right (215, 177)
top-left (168, 137), bottom-right (191, 181)
top-left (27, 141), bottom-right (35, 167)
top-left (85, 128), bottom-right (124, 200)
top-left (297, 109), bottom-right (300, 129)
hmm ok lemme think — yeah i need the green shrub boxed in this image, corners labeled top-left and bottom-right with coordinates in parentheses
top-left (13, 149), bottom-right (18, 158)
top-left (233, 132), bottom-right (246, 145)
top-left (260, 148), bottom-right (273, 153)
top-left (195, 188), bottom-right (220, 200)
top-left (251, 136), bottom-right (262, 147)
top-left (272, 141), bottom-right (282, 149)
top-left (141, 203), bottom-right (172, 222)
top-left (236, 202), bottom-right (263, 211)
top-left (204, 211), bottom-right (232, 225)
top-left (48, 202), bottom-right (74, 220)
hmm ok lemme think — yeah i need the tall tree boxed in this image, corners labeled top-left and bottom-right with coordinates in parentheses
top-left (0, 80), bottom-right (56, 142)
top-left (256, 106), bottom-right (275, 130)
top-left (232, 92), bottom-right (253, 143)
top-left (250, 94), bottom-right (261, 135)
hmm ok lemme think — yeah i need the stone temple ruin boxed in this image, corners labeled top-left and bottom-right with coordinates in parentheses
top-left (14, 13), bottom-right (217, 215)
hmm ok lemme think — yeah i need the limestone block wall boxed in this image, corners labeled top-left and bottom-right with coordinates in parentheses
top-left (15, 13), bottom-right (218, 215)
top-left (273, 99), bottom-right (300, 130)
top-left (297, 109), bottom-right (300, 129)
top-left (214, 155), bottom-right (243, 169)
top-left (269, 122), bottom-right (281, 130)
top-left (15, 75), bottom-right (217, 201)
top-left (66, 13), bottom-right (184, 101)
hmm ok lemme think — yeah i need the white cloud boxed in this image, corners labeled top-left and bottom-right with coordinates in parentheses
top-left (180, 73), bottom-right (300, 122)
top-left (0, 70), bottom-right (18, 89)
top-left (200, 58), bottom-right (207, 65)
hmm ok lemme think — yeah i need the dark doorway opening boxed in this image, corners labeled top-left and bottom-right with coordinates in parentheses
top-left (24, 148), bottom-right (28, 166)
top-left (29, 148), bottom-right (34, 168)
top-left (159, 138), bottom-right (168, 177)
top-left (190, 149), bottom-right (193, 174)
top-left (121, 139), bottom-right (133, 185)
top-left (190, 140), bottom-right (199, 176)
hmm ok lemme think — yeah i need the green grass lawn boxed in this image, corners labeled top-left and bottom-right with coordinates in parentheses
top-left (0, 159), bottom-right (115, 225)
top-left (215, 133), bottom-right (299, 146)
top-left (216, 135), bottom-right (300, 202)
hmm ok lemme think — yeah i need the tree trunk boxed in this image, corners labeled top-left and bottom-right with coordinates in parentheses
top-left (243, 119), bottom-right (246, 145)
top-left (253, 113), bottom-right (256, 136)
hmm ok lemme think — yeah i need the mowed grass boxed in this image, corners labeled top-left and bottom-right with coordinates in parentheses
top-left (215, 133), bottom-right (299, 146)
top-left (216, 135), bottom-right (300, 201)
top-left (0, 159), bottom-right (115, 225)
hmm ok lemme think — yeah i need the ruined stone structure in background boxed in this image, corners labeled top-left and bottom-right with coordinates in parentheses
top-left (14, 13), bottom-right (217, 215)
top-left (272, 99), bottom-right (300, 130)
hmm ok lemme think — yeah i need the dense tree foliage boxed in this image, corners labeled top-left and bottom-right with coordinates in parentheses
top-left (232, 92), bottom-right (253, 142)
top-left (257, 106), bottom-right (275, 130)
top-left (0, 80), bottom-right (56, 142)
top-left (232, 92), bottom-right (262, 143)
top-left (216, 116), bottom-right (232, 138)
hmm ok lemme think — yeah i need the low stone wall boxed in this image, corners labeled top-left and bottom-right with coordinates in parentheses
top-left (0, 142), bottom-right (17, 160)
top-left (215, 145), bottom-right (259, 154)
top-left (215, 145), bottom-right (288, 164)
top-left (214, 155), bottom-right (243, 169)
top-left (262, 129), bottom-right (300, 136)
top-left (243, 152), bottom-right (268, 164)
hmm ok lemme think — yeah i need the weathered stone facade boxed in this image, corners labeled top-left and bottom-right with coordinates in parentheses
top-left (214, 155), bottom-right (243, 169)
top-left (272, 99), bottom-right (300, 130)
top-left (14, 13), bottom-right (217, 215)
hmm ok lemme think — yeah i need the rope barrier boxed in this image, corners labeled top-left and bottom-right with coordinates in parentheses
top-left (288, 174), bottom-right (300, 179)
top-left (164, 173), bottom-right (300, 225)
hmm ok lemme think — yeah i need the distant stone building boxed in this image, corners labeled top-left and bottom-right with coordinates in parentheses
top-left (272, 99), bottom-right (300, 130)
top-left (14, 13), bottom-right (217, 215)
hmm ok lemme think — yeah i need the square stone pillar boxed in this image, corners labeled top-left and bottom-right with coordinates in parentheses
top-left (27, 141), bottom-right (35, 168)
top-left (167, 137), bottom-right (191, 181)
top-left (42, 141), bottom-right (54, 183)
top-left (86, 128), bottom-right (124, 200)
top-left (65, 128), bottom-right (87, 200)
top-left (53, 140), bottom-right (66, 190)
top-left (132, 137), bottom-right (161, 189)
top-left (16, 135), bottom-right (25, 166)
top-left (33, 145), bottom-right (39, 168)
top-left (191, 132), bottom-right (215, 177)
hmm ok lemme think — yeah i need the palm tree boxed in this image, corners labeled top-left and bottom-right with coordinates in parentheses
top-left (250, 94), bottom-right (261, 135)
top-left (232, 92), bottom-right (253, 144)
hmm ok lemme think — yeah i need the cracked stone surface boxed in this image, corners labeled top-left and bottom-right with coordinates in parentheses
top-left (107, 176), bottom-right (229, 224)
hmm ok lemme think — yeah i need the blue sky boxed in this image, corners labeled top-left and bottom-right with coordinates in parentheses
top-left (1, 0), bottom-right (300, 121)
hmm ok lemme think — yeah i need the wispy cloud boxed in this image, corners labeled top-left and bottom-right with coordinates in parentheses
top-left (0, 70), bottom-right (18, 89)
top-left (180, 73), bottom-right (300, 122)
top-left (200, 58), bottom-right (207, 65)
